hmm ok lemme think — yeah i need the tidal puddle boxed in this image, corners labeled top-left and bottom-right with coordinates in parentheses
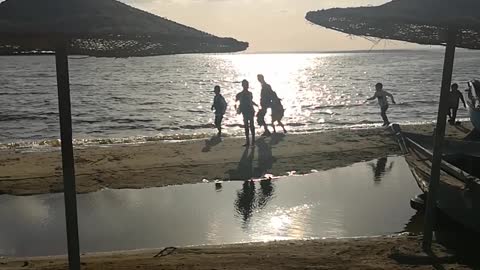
top-left (0, 156), bottom-right (420, 257)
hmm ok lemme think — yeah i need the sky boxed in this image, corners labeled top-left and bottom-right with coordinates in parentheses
top-left (0, 0), bottom-right (422, 52)
top-left (122, 0), bottom-right (421, 52)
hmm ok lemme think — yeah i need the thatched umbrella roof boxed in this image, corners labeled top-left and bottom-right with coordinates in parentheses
top-left (306, 0), bottom-right (480, 49)
top-left (0, 0), bottom-right (248, 57)
top-left (0, 1), bottom-right (247, 269)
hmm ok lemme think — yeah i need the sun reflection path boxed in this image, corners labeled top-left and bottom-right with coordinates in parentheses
top-left (217, 54), bottom-right (328, 126)
top-left (209, 53), bottom-right (387, 134)
top-left (249, 203), bottom-right (318, 242)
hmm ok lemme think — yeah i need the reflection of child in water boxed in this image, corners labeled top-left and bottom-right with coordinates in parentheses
top-left (369, 157), bottom-right (394, 182)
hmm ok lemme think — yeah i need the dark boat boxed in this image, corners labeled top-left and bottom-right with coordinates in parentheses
top-left (393, 126), bottom-right (480, 232)
top-left (466, 80), bottom-right (480, 132)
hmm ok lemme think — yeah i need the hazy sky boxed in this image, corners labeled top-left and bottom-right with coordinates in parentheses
top-left (122, 0), bottom-right (420, 52)
top-left (0, 0), bottom-right (421, 52)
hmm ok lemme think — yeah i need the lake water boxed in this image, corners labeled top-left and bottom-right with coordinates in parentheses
top-left (0, 156), bottom-right (421, 257)
top-left (0, 50), bottom-right (479, 149)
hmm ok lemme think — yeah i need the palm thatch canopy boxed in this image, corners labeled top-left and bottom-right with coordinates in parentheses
top-left (306, 0), bottom-right (480, 49)
top-left (1, 2), bottom-right (247, 269)
top-left (0, 0), bottom-right (248, 57)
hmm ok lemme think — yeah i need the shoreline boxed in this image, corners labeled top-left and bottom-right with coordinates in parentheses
top-left (4, 117), bottom-right (472, 152)
top-left (2, 233), bottom-right (410, 260)
top-left (0, 123), bottom-right (472, 196)
top-left (0, 121), bottom-right (439, 151)
top-left (1, 234), bottom-right (475, 269)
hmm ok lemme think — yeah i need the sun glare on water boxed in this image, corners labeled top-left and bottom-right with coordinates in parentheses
top-left (217, 53), bottom-right (337, 128)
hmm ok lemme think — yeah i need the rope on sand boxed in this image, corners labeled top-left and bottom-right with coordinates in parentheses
top-left (154, 247), bottom-right (177, 258)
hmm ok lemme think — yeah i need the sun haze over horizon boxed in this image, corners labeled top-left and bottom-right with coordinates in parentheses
top-left (120, 0), bottom-right (424, 52)
top-left (0, 0), bottom-right (428, 52)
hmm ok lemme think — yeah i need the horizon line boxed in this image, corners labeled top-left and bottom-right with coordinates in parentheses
top-left (241, 48), bottom-right (451, 54)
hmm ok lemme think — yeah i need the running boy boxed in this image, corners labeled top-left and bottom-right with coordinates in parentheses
top-left (366, 83), bottom-right (396, 126)
top-left (211, 85), bottom-right (227, 136)
top-left (447, 83), bottom-right (466, 125)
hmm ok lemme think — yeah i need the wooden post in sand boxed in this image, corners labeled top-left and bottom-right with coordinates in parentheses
top-left (422, 28), bottom-right (457, 251)
top-left (55, 42), bottom-right (81, 270)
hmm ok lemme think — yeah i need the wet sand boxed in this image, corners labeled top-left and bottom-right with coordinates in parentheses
top-left (1, 235), bottom-right (476, 269)
top-left (0, 123), bottom-right (472, 196)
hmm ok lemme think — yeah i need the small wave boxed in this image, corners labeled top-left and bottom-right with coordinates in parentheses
top-left (144, 133), bottom-right (218, 142)
top-left (287, 123), bottom-right (307, 127)
top-left (395, 100), bottom-right (438, 107)
top-left (71, 83), bottom-right (96, 87)
top-left (225, 122), bottom-right (307, 128)
top-left (0, 133), bottom-right (219, 151)
top-left (110, 97), bottom-right (130, 101)
top-left (329, 120), bottom-right (377, 126)
top-left (112, 125), bottom-right (152, 130)
top-left (155, 126), bottom-right (181, 131)
top-left (0, 139), bottom-right (62, 150)
top-left (225, 123), bottom-right (244, 128)
top-left (111, 119), bottom-right (154, 124)
top-left (179, 124), bottom-right (215, 130)
top-left (139, 102), bottom-right (161, 106)
top-left (316, 111), bottom-right (336, 116)
top-left (0, 92), bottom-right (48, 96)
top-left (187, 110), bottom-right (207, 114)
top-left (36, 73), bottom-right (55, 78)
top-left (313, 103), bottom-right (365, 110)
top-left (0, 115), bottom-right (49, 121)
top-left (75, 119), bottom-right (101, 124)
top-left (411, 100), bottom-right (438, 105)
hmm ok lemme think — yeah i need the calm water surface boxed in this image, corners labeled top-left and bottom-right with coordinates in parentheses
top-left (1, 50), bottom-right (479, 148)
top-left (0, 157), bottom-right (420, 257)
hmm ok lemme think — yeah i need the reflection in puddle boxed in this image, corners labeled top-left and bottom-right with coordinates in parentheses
top-left (234, 180), bottom-right (275, 229)
top-left (368, 157), bottom-right (395, 182)
top-left (0, 156), bottom-right (420, 257)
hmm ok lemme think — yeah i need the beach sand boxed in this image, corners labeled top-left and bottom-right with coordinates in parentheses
top-left (1, 235), bottom-right (476, 269)
top-left (0, 123), bottom-right (473, 196)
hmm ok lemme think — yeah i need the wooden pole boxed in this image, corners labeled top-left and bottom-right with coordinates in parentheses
top-left (422, 28), bottom-right (457, 251)
top-left (55, 44), bottom-right (81, 270)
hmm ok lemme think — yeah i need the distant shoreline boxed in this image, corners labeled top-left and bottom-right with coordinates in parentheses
top-left (3, 48), bottom-right (480, 57)
top-left (243, 48), bottom-right (439, 54)
top-left (241, 47), bottom-right (480, 54)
